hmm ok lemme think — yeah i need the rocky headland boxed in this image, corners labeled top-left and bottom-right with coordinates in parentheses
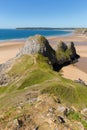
top-left (0, 35), bottom-right (79, 86)
top-left (0, 35), bottom-right (87, 130)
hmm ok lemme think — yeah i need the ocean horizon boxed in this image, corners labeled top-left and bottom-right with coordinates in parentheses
top-left (0, 29), bottom-right (72, 41)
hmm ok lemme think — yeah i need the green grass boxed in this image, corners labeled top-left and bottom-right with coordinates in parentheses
top-left (18, 69), bottom-right (53, 89)
top-left (41, 78), bottom-right (87, 108)
top-left (36, 54), bottom-right (52, 70)
top-left (8, 55), bottom-right (34, 77)
top-left (67, 110), bottom-right (81, 120)
top-left (56, 49), bottom-right (71, 62)
top-left (0, 54), bottom-right (87, 109)
top-left (67, 110), bottom-right (87, 129)
top-left (0, 86), bottom-right (8, 94)
top-left (1, 53), bottom-right (87, 129)
top-left (0, 54), bottom-right (56, 108)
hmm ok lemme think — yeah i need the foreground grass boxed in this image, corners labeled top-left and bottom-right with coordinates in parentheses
top-left (67, 110), bottom-right (87, 129)
top-left (41, 77), bottom-right (87, 108)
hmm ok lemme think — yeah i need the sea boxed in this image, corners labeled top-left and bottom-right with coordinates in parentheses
top-left (0, 29), bottom-right (71, 41)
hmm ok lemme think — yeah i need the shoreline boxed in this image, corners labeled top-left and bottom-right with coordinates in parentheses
top-left (0, 33), bottom-right (87, 84)
top-left (1, 32), bottom-right (87, 46)
top-left (0, 38), bottom-right (26, 43)
top-left (0, 29), bottom-right (73, 43)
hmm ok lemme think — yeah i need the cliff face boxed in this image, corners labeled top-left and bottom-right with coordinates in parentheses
top-left (17, 35), bottom-right (57, 64)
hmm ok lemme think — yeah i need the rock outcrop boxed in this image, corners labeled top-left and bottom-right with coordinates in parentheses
top-left (17, 35), bottom-right (80, 71)
top-left (1, 94), bottom-right (85, 130)
top-left (68, 42), bottom-right (80, 60)
top-left (0, 35), bottom-right (80, 86)
top-left (56, 41), bottom-right (80, 66)
top-left (17, 35), bottom-right (57, 64)
top-left (57, 41), bottom-right (67, 51)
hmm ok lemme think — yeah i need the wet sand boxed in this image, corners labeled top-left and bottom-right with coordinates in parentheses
top-left (75, 57), bottom-right (87, 73)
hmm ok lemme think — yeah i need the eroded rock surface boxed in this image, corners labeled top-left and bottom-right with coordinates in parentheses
top-left (17, 35), bottom-right (57, 64)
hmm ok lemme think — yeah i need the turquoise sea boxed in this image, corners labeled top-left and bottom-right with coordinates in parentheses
top-left (0, 29), bottom-right (71, 41)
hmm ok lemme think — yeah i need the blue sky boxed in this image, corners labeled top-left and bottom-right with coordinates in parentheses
top-left (0, 0), bottom-right (87, 28)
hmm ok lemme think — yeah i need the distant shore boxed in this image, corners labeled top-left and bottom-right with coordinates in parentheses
top-left (0, 33), bottom-right (87, 84)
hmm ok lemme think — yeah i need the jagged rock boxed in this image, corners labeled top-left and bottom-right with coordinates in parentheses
top-left (57, 41), bottom-right (67, 51)
top-left (56, 41), bottom-right (80, 68)
top-left (17, 35), bottom-right (57, 64)
top-left (0, 74), bottom-right (10, 86)
top-left (17, 119), bottom-right (23, 127)
top-left (0, 35), bottom-right (80, 87)
top-left (56, 41), bottom-right (71, 66)
top-left (58, 116), bottom-right (65, 124)
top-left (68, 42), bottom-right (80, 60)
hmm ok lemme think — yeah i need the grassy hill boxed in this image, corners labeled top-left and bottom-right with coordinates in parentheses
top-left (0, 54), bottom-right (87, 130)
top-left (0, 54), bottom-right (87, 109)
top-left (0, 35), bottom-right (87, 129)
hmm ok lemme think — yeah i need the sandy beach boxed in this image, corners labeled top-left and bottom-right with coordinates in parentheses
top-left (48, 33), bottom-right (87, 42)
top-left (0, 41), bottom-right (25, 64)
top-left (0, 34), bottom-right (87, 84)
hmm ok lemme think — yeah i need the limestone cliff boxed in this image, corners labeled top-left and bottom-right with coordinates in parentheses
top-left (17, 35), bottom-right (57, 64)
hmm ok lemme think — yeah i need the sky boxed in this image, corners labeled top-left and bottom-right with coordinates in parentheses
top-left (0, 0), bottom-right (87, 28)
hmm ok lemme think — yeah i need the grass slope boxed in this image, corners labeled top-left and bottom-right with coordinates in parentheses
top-left (0, 54), bottom-right (87, 109)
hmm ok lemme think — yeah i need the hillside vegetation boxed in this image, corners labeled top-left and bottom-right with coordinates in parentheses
top-left (0, 35), bottom-right (87, 130)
